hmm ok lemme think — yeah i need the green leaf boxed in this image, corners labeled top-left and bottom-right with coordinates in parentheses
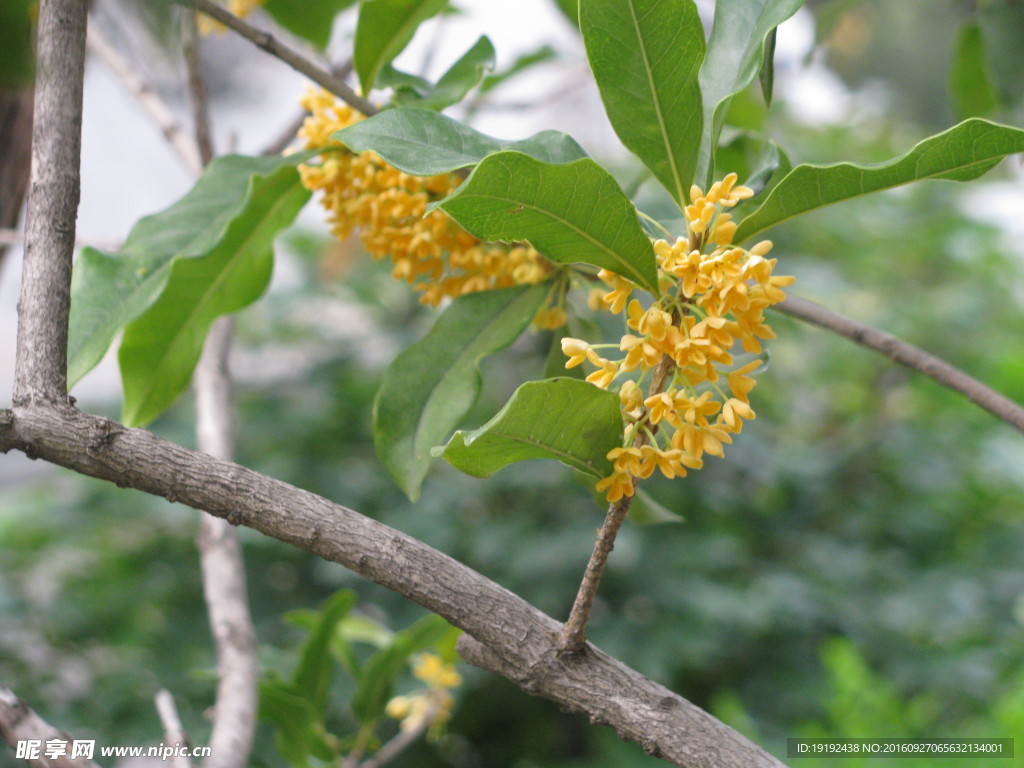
top-left (437, 378), bottom-right (623, 479)
top-left (68, 153), bottom-right (313, 390)
top-left (373, 284), bottom-right (547, 500)
top-left (696, 0), bottom-right (803, 185)
top-left (259, 680), bottom-right (333, 765)
top-left (580, 0), bottom-right (705, 206)
top-left (949, 21), bottom-right (999, 120)
top-left (758, 27), bottom-right (777, 107)
top-left (354, 0), bottom-right (447, 95)
top-left (734, 118), bottom-right (1024, 243)
top-left (0, 0), bottom-right (33, 86)
top-left (263, 0), bottom-right (359, 49)
top-left (293, 591), bottom-right (356, 715)
top-left (115, 157), bottom-right (311, 426)
top-left (352, 615), bottom-right (451, 723)
top-left (385, 35), bottom-right (495, 110)
top-left (551, 0), bottom-right (579, 26)
top-left (437, 152), bottom-right (660, 292)
top-left (332, 108), bottom-right (587, 175)
top-left (628, 487), bottom-right (685, 525)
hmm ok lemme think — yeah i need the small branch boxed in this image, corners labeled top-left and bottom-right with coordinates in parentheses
top-left (259, 60), bottom-right (351, 157)
top-left (86, 19), bottom-right (203, 177)
top-left (173, 0), bottom-right (379, 117)
top-left (181, 11), bottom-right (216, 165)
top-left (154, 689), bottom-right (194, 768)
top-left (194, 319), bottom-right (259, 768)
top-left (359, 699), bottom-right (439, 768)
top-left (0, 685), bottom-right (101, 768)
top-left (13, 0), bottom-right (88, 407)
top-left (776, 294), bottom-right (1024, 434)
top-left (558, 495), bottom-right (634, 653)
top-left (559, 345), bottom-right (678, 653)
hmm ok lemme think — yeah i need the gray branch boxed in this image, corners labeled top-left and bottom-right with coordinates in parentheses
top-left (194, 319), bottom-right (259, 768)
top-left (0, 685), bottom-right (101, 768)
top-left (13, 0), bottom-right (87, 407)
top-left (173, 0), bottom-right (379, 117)
top-left (775, 295), bottom-right (1024, 433)
top-left (0, 404), bottom-right (785, 768)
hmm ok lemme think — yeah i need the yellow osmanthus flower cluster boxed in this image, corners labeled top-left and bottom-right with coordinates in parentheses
top-left (297, 89), bottom-right (560, 322)
top-left (385, 653), bottom-right (462, 735)
top-left (562, 174), bottom-right (795, 502)
top-left (197, 0), bottom-right (265, 35)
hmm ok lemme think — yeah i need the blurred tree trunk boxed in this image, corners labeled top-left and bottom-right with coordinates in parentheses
top-left (0, 88), bottom-right (34, 274)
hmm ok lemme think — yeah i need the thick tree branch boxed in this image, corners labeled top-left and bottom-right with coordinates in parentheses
top-left (13, 0), bottom-right (87, 406)
top-left (0, 405), bottom-right (784, 768)
top-left (0, 685), bottom-right (101, 768)
top-left (86, 19), bottom-right (203, 176)
top-left (173, 0), bottom-right (379, 117)
top-left (775, 295), bottom-right (1024, 433)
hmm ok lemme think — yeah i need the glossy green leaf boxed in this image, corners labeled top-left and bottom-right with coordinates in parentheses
top-left (437, 152), bottom-right (660, 292)
top-left (373, 284), bottom-right (547, 500)
top-left (758, 27), bottom-right (777, 107)
top-left (734, 118), bottom-right (1024, 242)
top-left (293, 591), bottom-right (356, 715)
top-left (696, 0), bottom-right (803, 185)
top-left (116, 158), bottom-right (311, 426)
top-left (332, 108), bottom-right (587, 175)
top-left (581, 0), bottom-right (705, 205)
top-left (385, 35), bottom-right (495, 110)
top-left (263, 0), bottom-right (359, 49)
top-left (68, 153), bottom-right (313, 390)
top-left (949, 21), bottom-right (999, 120)
top-left (437, 378), bottom-right (623, 479)
top-left (354, 0), bottom-right (447, 95)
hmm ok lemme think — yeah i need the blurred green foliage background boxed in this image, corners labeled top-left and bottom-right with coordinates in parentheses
top-left (3, 0), bottom-right (1024, 765)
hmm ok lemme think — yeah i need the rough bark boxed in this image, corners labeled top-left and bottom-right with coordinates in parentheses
top-left (0, 686), bottom-right (101, 768)
top-left (0, 404), bottom-right (784, 768)
top-left (13, 0), bottom-right (87, 406)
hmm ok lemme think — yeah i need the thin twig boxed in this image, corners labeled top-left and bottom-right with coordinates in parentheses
top-left (359, 698), bottom-right (440, 768)
top-left (194, 319), bottom-right (259, 768)
top-left (174, 0), bottom-right (379, 116)
top-left (0, 685), bottom-right (102, 768)
top-left (557, 495), bottom-right (634, 652)
top-left (182, 29), bottom-right (259, 766)
top-left (181, 13), bottom-right (215, 164)
top-left (13, 0), bottom-right (88, 407)
top-left (86, 19), bottom-right (203, 176)
top-left (558, 323), bottom-right (680, 652)
top-left (154, 689), bottom-right (194, 768)
top-left (775, 294), bottom-right (1024, 433)
top-left (259, 60), bottom-right (353, 157)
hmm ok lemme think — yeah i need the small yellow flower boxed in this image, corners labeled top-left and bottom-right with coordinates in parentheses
top-left (560, 338), bottom-right (590, 369)
top-left (413, 653), bottom-right (462, 689)
top-left (596, 471), bottom-right (634, 502)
